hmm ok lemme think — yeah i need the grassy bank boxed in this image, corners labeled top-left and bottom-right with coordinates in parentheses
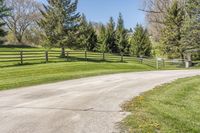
top-left (0, 45), bottom-right (155, 90)
top-left (0, 61), bottom-right (154, 91)
top-left (122, 76), bottom-right (200, 132)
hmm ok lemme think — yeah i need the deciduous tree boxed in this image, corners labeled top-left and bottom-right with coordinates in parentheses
top-left (4, 0), bottom-right (40, 43)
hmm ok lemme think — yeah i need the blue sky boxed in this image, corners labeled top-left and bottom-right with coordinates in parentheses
top-left (38, 0), bottom-right (146, 29)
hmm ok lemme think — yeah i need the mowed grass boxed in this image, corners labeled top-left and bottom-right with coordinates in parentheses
top-left (0, 45), bottom-right (141, 67)
top-left (122, 76), bottom-right (200, 132)
top-left (0, 45), bottom-right (155, 90)
top-left (0, 45), bottom-right (61, 67)
top-left (0, 61), bottom-right (154, 91)
top-left (0, 45), bottom-right (47, 51)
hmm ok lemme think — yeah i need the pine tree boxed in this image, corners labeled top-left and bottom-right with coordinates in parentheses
top-left (130, 24), bottom-right (152, 57)
top-left (38, 0), bottom-right (80, 56)
top-left (97, 24), bottom-right (108, 52)
top-left (77, 14), bottom-right (89, 50)
top-left (106, 17), bottom-right (118, 53)
top-left (87, 22), bottom-right (98, 51)
top-left (181, 0), bottom-right (200, 50)
top-left (77, 14), bottom-right (97, 51)
top-left (161, 0), bottom-right (185, 59)
top-left (0, 0), bottom-right (10, 43)
top-left (115, 13), bottom-right (129, 55)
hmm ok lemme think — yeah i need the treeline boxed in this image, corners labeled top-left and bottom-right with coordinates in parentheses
top-left (0, 0), bottom-right (152, 57)
top-left (0, 0), bottom-right (199, 59)
top-left (37, 0), bottom-right (152, 57)
top-left (76, 14), bottom-right (151, 57)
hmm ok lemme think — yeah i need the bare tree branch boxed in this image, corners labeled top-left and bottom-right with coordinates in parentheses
top-left (4, 0), bottom-right (41, 43)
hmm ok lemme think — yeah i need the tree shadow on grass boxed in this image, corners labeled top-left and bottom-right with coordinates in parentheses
top-left (0, 56), bottom-right (124, 68)
top-left (0, 44), bottom-right (36, 49)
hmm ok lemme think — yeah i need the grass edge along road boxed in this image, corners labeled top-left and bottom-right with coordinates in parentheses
top-left (0, 61), bottom-right (154, 91)
top-left (121, 75), bottom-right (200, 133)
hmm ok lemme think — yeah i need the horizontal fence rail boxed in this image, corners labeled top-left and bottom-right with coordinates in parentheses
top-left (0, 50), bottom-right (138, 67)
top-left (0, 50), bottom-right (186, 68)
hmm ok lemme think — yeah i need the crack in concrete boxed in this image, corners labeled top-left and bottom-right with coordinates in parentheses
top-left (0, 106), bottom-right (125, 113)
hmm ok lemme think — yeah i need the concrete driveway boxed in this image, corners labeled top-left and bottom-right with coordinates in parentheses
top-left (0, 70), bottom-right (200, 133)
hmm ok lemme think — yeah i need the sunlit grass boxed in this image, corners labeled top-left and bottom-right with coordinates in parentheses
top-left (122, 76), bottom-right (200, 132)
top-left (0, 61), bottom-right (154, 91)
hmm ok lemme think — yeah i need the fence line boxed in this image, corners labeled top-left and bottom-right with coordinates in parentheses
top-left (0, 50), bottom-right (139, 66)
top-left (0, 50), bottom-right (185, 68)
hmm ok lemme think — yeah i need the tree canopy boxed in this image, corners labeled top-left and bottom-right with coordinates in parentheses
top-left (130, 24), bottom-right (152, 57)
top-left (38, 0), bottom-right (80, 55)
top-left (0, 0), bottom-right (198, 60)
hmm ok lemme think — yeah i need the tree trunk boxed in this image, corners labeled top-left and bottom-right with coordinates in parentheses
top-left (16, 37), bottom-right (22, 44)
top-left (180, 53), bottom-right (185, 65)
top-left (15, 32), bottom-right (23, 44)
top-left (61, 47), bottom-right (65, 57)
top-left (181, 53), bottom-right (184, 61)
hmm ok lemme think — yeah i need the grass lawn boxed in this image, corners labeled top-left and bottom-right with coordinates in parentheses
top-left (0, 61), bottom-right (154, 91)
top-left (0, 45), bottom-right (193, 91)
top-left (122, 76), bottom-right (200, 132)
top-left (0, 45), bottom-right (141, 67)
top-left (0, 45), bottom-right (156, 90)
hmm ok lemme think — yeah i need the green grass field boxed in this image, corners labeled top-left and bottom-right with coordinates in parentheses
top-left (0, 60), bottom-right (154, 91)
top-left (122, 76), bottom-right (200, 132)
top-left (0, 45), bottom-right (194, 91)
top-left (0, 45), bottom-right (142, 67)
top-left (0, 45), bottom-right (156, 90)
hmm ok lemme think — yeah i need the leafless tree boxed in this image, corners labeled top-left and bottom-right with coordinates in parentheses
top-left (3, 0), bottom-right (41, 43)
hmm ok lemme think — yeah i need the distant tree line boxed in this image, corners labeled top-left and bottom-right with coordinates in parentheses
top-left (1, 0), bottom-right (199, 60)
top-left (0, 0), bottom-right (152, 57)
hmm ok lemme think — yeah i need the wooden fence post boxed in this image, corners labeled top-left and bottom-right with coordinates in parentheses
top-left (162, 59), bottom-right (165, 68)
top-left (20, 50), bottom-right (23, 64)
top-left (20, 51), bottom-right (24, 64)
top-left (140, 58), bottom-right (143, 64)
top-left (66, 51), bottom-right (69, 61)
top-left (45, 51), bottom-right (48, 63)
top-left (121, 53), bottom-right (124, 62)
top-left (103, 52), bottom-right (105, 61)
top-left (156, 59), bottom-right (159, 69)
top-left (85, 51), bottom-right (87, 61)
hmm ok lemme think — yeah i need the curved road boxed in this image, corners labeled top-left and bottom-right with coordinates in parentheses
top-left (0, 70), bottom-right (200, 133)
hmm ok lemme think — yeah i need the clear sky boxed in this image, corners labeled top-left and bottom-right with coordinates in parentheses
top-left (38, 0), bottom-right (146, 29)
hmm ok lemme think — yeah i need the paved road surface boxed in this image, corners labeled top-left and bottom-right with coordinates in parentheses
top-left (0, 70), bottom-right (200, 133)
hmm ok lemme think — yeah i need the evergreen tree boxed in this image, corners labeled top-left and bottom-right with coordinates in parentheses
top-left (77, 14), bottom-right (97, 51)
top-left (181, 0), bottom-right (200, 50)
top-left (161, 0), bottom-right (185, 59)
top-left (106, 17), bottom-right (118, 53)
top-left (97, 24), bottom-right (107, 52)
top-left (38, 0), bottom-right (80, 56)
top-left (87, 22), bottom-right (98, 51)
top-left (130, 24), bottom-right (152, 57)
top-left (0, 0), bottom-right (10, 43)
top-left (115, 13), bottom-right (129, 54)
top-left (77, 14), bottom-right (89, 50)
